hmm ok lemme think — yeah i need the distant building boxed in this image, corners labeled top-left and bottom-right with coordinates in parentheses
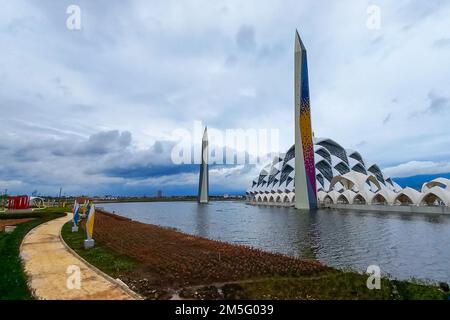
top-left (157, 190), bottom-right (163, 198)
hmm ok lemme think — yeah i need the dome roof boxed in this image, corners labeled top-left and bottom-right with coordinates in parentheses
top-left (250, 137), bottom-right (401, 195)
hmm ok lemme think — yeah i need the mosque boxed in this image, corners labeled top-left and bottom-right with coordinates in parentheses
top-left (246, 31), bottom-right (450, 212)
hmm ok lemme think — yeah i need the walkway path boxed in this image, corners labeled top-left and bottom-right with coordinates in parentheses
top-left (20, 214), bottom-right (136, 300)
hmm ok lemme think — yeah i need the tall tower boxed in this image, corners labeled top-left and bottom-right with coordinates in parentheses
top-left (198, 127), bottom-right (209, 204)
top-left (294, 30), bottom-right (317, 210)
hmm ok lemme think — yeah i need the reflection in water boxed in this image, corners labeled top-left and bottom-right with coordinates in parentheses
top-left (195, 204), bottom-right (209, 238)
top-left (102, 201), bottom-right (450, 283)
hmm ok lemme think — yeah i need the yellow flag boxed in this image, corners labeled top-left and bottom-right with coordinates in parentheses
top-left (82, 200), bottom-right (87, 215)
top-left (86, 203), bottom-right (95, 239)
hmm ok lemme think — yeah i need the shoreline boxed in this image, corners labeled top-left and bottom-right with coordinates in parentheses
top-left (60, 209), bottom-right (448, 300)
top-left (94, 198), bottom-right (244, 204)
top-left (247, 201), bottom-right (450, 215)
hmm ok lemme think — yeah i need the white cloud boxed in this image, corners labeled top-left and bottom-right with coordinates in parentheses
top-left (1, 0), bottom-right (450, 194)
top-left (384, 161), bottom-right (450, 178)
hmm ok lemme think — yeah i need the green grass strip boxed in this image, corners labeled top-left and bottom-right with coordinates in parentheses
top-left (61, 221), bottom-right (138, 278)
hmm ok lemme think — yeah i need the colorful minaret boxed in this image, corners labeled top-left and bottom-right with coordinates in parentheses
top-left (294, 30), bottom-right (317, 210)
top-left (198, 127), bottom-right (209, 204)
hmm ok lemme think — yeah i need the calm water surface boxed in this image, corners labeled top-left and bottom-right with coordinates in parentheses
top-left (101, 201), bottom-right (450, 283)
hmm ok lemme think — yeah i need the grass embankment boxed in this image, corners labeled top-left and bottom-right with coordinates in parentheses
top-left (61, 211), bottom-right (448, 300)
top-left (0, 207), bottom-right (67, 300)
top-left (232, 273), bottom-right (446, 300)
top-left (61, 222), bottom-right (138, 278)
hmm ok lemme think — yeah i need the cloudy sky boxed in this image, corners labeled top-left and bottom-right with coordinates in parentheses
top-left (1, 0), bottom-right (450, 196)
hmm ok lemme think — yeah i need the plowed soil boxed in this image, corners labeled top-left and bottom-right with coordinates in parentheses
top-left (93, 210), bottom-right (327, 293)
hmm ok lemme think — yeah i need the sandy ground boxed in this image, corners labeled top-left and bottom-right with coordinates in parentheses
top-left (20, 214), bottom-right (136, 300)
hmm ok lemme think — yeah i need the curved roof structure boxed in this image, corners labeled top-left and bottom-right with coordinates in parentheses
top-left (248, 137), bottom-right (400, 195)
top-left (247, 137), bottom-right (450, 207)
top-left (394, 187), bottom-right (421, 205)
top-left (422, 178), bottom-right (450, 192)
top-left (419, 186), bottom-right (450, 206)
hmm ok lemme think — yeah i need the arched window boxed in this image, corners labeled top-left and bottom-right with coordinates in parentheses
top-left (283, 145), bottom-right (295, 164)
top-left (421, 193), bottom-right (445, 206)
top-left (267, 167), bottom-right (280, 186)
top-left (316, 174), bottom-right (324, 188)
top-left (395, 194), bottom-right (413, 206)
top-left (337, 195), bottom-right (349, 204)
top-left (368, 165), bottom-right (385, 185)
top-left (279, 165), bottom-right (294, 185)
top-left (324, 195), bottom-right (334, 205)
top-left (352, 163), bottom-right (367, 175)
top-left (372, 194), bottom-right (387, 205)
top-left (353, 194), bottom-right (366, 204)
top-left (315, 148), bottom-right (332, 164)
top-left (316, 160), bottom-right (333, 182)
top-left (349, 151), bottom-right (365, 167)
top-left (317, 140), bottom-right (348, 165)
top-left (334, 162), bottom-right (351, 175)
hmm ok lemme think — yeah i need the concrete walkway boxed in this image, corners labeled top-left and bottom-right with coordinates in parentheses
top-left (20, 214), bottom-right (136, 300)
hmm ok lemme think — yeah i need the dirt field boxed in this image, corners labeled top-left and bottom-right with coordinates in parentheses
top-left (0, 219), bottom-right (34, 232)
top-left (92, 210), bottom-right (327, 295)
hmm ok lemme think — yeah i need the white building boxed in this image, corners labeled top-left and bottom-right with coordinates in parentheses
top-left (247, 138), bottom-right (450, 208)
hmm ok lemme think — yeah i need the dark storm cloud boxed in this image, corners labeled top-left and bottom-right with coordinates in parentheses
top-left (426, 93), bottom-right (449, 114)
top-left (78, 130), bottom-right (132, 155)
top-left (224, 54), bottom-right (238, 67)
top-left (355, 141), bottom-right (367, 148)
top-left (0, 130), bottom-right (133, 162)
top-left (102, 164), bottom-right (198, 179)
top-left (236, 25), bottom-right (257, 52)
top-left (433, 38), bottom-right (450, 49)
top-left (370, 36), bottom-right (384, 47)
top-left (93, 139), bottom-right (185, 179)
top-left (382, 113), bottom-right (392, 125)
top-left (98, 143), bottom-right (256, 180)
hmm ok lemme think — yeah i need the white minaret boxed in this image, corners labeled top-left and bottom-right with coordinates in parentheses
top-left (294, 30), bottom-right (318, 210)
top-left (198, 127), bottom-right (209, 204)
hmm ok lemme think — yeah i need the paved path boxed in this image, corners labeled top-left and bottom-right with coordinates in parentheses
top-left (20, 214), bottom-right (136, 300)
